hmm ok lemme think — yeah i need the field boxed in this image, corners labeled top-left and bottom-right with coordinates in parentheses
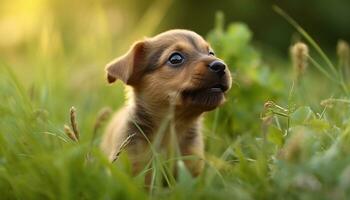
top-left (1, 2), bottom-right (350, 200)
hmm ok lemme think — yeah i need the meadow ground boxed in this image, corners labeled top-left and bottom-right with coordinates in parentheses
top-left (1, 7), bottom-right (350, 200)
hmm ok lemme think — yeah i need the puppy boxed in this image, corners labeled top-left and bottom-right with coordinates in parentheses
top-left (101, 29), bottom-right (232, 178)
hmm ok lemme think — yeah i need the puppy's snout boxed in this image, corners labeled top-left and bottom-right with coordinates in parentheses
top-left (208, 61), bottom-right (226, 76)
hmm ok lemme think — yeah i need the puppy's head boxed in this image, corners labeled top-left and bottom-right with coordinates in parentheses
top-left (106, 29), bottom-right (232, 111)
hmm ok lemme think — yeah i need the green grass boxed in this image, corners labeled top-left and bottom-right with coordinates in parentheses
top-left (1, 7), bottom-right (350, 200)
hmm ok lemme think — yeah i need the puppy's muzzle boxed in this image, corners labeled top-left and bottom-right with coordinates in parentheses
top-left (208, 60), bottom-right (226, 75)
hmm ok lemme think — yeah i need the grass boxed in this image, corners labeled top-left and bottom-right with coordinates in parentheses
top-left (1, 5), bottom-right (350, 199)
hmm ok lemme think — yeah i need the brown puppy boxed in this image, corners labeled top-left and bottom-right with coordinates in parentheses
top-left (101, 29), bottom-right (232, 178)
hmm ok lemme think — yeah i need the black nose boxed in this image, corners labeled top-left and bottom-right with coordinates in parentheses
top-left (208, 60), bottom-right (226, 75)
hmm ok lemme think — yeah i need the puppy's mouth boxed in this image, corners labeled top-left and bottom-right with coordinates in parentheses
top-left (181, 83), bottom-right (229, 109)
top-left (208, 84), bottom-right (229, 93)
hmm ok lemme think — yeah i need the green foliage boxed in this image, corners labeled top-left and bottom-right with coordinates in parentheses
top-left (206, 12), bottom-right (284, 138)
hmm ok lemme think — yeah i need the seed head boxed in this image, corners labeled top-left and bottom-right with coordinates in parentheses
top-left (320, 98), bottom-right (334, 108)
top-left (337, 40), bottom-right (350, 68)
top-left (64, 125), bottom-right (78, 142)
top-left (70, 106), bottom-right (79, 140)
top-left (264, 101), bottom-right (276, 110)
top-left (290, 42), bottom-right (309, 80)
top-left (93, 107), bottom-right (112, 136)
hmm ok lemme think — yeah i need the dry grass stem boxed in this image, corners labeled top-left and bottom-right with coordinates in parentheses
top-left (112, 133), bottom-right (136, 163)
top-left (320, 98), bottom-right (350, 108)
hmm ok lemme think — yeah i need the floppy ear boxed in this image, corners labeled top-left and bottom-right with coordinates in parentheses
top-left (105, 41), bottom-right (147, 85)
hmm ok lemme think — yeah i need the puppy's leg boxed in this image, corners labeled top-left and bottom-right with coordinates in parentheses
top-left (128, 143), bottom-right (151, 173)
top-left (179, 131), bottom-right (204, 177)
top-left (126, 138), bottom-right (153, 184)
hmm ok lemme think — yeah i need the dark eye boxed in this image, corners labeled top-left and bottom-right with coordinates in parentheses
top-left (209, 51), bottom-right (215, 56)
top-left (168, 52), bottom-right (184, 66)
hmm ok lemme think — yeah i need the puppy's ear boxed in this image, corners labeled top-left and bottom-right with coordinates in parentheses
top-left (105, 41), bottom-right (147, 85)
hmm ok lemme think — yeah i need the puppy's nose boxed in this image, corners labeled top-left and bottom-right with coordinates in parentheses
top-left (208, 60), bottom-right (226, 75)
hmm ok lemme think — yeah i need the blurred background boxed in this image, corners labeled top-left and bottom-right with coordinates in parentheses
top-left (1, 0), bottom-right (349, 61)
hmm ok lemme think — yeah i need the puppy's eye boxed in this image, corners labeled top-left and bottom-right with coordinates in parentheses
top-left (209, 51), bottom-right (215, 56)
top-left (168, 52), bottom-right (184, 66)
